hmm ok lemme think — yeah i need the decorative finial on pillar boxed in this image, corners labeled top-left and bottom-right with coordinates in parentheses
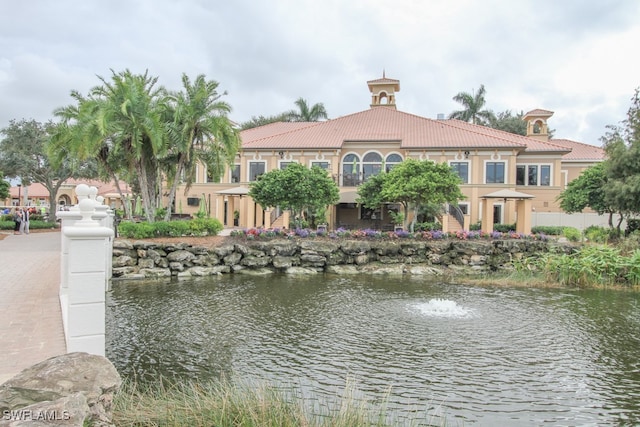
top-left (89, 186), bottom-right (98, 201)
top-left (76, 198), bottom-right (98, 227)
top-left (76, 183), bottom-right (90, 199)
top-left (383, 69), bottom-right (386, 79)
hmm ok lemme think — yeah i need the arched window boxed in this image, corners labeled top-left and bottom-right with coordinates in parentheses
top-left (362, 152), bottom-right (382, 181)
top-left (384, 153), bottom-right (403, 172)
top-left (342, 153), bottom-right (360, 187)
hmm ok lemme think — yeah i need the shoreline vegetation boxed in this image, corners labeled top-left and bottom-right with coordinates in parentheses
top-left (112, 377), bottom-right (444, 427)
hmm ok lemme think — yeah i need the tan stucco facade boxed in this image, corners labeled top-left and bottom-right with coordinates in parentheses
top-left (168, 76), bottom-right (604, 233)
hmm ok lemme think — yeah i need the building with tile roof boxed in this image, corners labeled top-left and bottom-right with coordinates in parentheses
top-left (174, 74), bottom-right (605, 233)
top-left (3, 179), bottom-right (132, 212)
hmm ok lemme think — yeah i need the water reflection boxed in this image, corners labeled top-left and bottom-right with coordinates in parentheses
top-left (107, 274), bottom-right (640, 426)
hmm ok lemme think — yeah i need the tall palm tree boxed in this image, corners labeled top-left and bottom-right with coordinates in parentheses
top-left (163, 74), bottom-right (240, 220)
top-left (448, 84), bottom-right (495, 125)
top-left (53, 69), bottom-right (168, 222)
top-left (52, 91), bottom-right (134, 218)
top-left (287, 97), bottom-right (328, 122)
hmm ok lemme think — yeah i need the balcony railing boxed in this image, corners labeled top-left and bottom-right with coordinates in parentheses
top-left (341, 173), bottom-right (364, 187)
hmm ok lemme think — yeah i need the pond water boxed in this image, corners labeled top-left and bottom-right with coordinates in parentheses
top-left (106, 274), bottom-right (640, 426)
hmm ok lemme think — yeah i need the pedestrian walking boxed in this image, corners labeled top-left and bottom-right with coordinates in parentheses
top-left (13, 208), bottom-right (23, 235)
top-left (20, 208), bottom-right (30, 234)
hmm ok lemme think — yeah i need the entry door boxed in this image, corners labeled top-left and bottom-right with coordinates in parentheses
top-left (493, 204), bottom-right (502, 224)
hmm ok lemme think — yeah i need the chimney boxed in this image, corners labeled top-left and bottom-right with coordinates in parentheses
top-left (437, 113), bottom-right (445, 120)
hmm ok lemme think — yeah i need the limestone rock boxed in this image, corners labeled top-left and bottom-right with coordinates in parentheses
top-left (0, 353), bottom-right (121, 427)
top-left (166, 250), bottom-right (195, 263)
top-left (325, 265), bottom-right (360, 274)
top-left (285, 266), bottom-right (319, 274)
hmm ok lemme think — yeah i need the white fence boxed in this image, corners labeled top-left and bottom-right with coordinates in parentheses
top-left (531, 212), bottom-right (623, 231)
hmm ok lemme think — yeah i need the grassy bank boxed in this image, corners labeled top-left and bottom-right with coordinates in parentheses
top-left (463, 237), bottom-right (640, 290)
top-left (112, 378), bottom-right (443, 427)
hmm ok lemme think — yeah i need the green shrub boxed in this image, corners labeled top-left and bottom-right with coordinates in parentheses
top-left (617, 231), bottom-right (640, 256)
top-left (191, 218), bottom-right (223, 235)
top-left (626, 218), bottom-right (640, 236)
top-left (468, 222), bottom-right (516, 232)
top-left (469, 221), bottom-right (481, 231)
top-left (118, 221), bottom-right (156, 239)
top-left (494, 223), bottom-right (516, 232)
top-left (166, 221), bottom-right (191, 237)
top-left (117, 218), bottom-right (223, 239)
top-left (0, 219), bottom-right (58, 231)
top-left (415, 221), bottom-right (442, 231)
top-left (531, 225), bottom-right (565, 235)
top-left (584, 225), bottom-right (611, 243)
top-left (561, 226), bottom-right (582, 242)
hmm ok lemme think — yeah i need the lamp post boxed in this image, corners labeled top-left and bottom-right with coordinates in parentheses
top-left (17, 184), bottom-right (21, 206)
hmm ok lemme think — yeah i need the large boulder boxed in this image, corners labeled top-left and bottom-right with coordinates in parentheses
top-left (0, 352), bottom-right (121, 427)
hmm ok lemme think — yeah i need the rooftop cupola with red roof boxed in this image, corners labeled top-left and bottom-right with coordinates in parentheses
top-left (367, 71), bottom-right (400, 109)
top-left (523, 109), bottom-right (554, 141)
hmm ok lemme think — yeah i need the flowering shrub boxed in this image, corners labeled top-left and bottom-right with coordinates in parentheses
top-left (230, 227), bottom-right (549, 241)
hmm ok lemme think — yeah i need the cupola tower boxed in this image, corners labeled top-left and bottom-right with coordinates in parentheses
top-left (367, 71), bottom-right (400, 109)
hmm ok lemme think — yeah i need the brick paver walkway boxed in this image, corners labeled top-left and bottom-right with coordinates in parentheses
top-left (0, 230), bottom-right (66, 384)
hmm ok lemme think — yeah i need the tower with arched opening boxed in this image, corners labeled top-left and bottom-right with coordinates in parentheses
top-left (367, 71), bottom-right (400, 109)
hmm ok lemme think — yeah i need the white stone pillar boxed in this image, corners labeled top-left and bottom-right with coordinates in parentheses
top-left (93, 194), bottom-right (114, 290)
top-left (62, 184), bottom-right (114, 356)
top-left (56, 205), bottom-right (83, 336)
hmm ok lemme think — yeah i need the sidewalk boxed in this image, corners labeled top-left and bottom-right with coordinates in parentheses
top-left (0, 231), bottom-right (66, 384)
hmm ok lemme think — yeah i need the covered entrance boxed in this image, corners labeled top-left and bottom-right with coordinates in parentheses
top-left (481, 189), bottom-right (534, 234)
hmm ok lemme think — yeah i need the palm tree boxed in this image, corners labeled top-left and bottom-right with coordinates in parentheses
top-left (448, 84), bottom-right (495, 125)
top-left (53, 69), bottom-right (168, 222)
top-left (163, 74), bottom-right (240, 221)
top-left (51, 91), bottom-right (134, 218)
top-left (287, 97), bottom-right (328, 122)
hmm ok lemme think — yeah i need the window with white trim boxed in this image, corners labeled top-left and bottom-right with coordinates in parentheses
top-left (450, 161), bottom-right (469, 184)
top-left (249, 162), bottom-right (265, 181)
top-left (362, 152), bottom-right (383, 181)
top-left (516, 164), bottom-right (551, 186)
top-left (384, 153), bottom-right (403, 172)
top-left (342, 153), bottom-right (360, 187)
top-left (485, 162), bottom-right (505, 184)
top-left (311, 161), bottom-right (330, 170)
top-left (230, 164), bottom-right (241, 183)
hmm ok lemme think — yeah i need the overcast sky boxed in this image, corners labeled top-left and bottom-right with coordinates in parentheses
top-left (1, 0), bottom-right (639, 146)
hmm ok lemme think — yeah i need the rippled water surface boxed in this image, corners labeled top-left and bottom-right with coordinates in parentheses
top-left (107, 275), bottom-right (640, 426)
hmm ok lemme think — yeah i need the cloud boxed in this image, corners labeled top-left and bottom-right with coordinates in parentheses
top-left (1, 0), bottom-right (638, 146)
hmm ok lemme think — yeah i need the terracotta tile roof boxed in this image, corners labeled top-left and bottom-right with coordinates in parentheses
top-left (367, 77), bottom-right (400, 84)
top-left (240, 107), bottom-right (571, 153)
top-left (437, 119), bottom-right (570, 153)
top-left (9, 179), bottom-right (132, 199)
top-left (8, 183), bottom-right (50, 198)
top-left (240, 122), bottom-right (320, 144)
top-left (550, 139), bottom-right (606, 161)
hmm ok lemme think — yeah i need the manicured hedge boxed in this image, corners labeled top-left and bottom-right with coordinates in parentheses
top-left (117, 218), bottom-right (223, 239)
top-left (0, 217), bottom-right (59, 231)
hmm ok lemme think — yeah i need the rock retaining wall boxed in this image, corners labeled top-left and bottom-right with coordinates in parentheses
top-left (112, 238), bottom-right (576, 280)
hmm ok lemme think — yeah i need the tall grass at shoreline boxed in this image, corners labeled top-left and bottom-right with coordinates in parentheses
top-left (506, 243), bottom-right (640, 288)
top-left (112, 378), bottom-right (445, 426)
